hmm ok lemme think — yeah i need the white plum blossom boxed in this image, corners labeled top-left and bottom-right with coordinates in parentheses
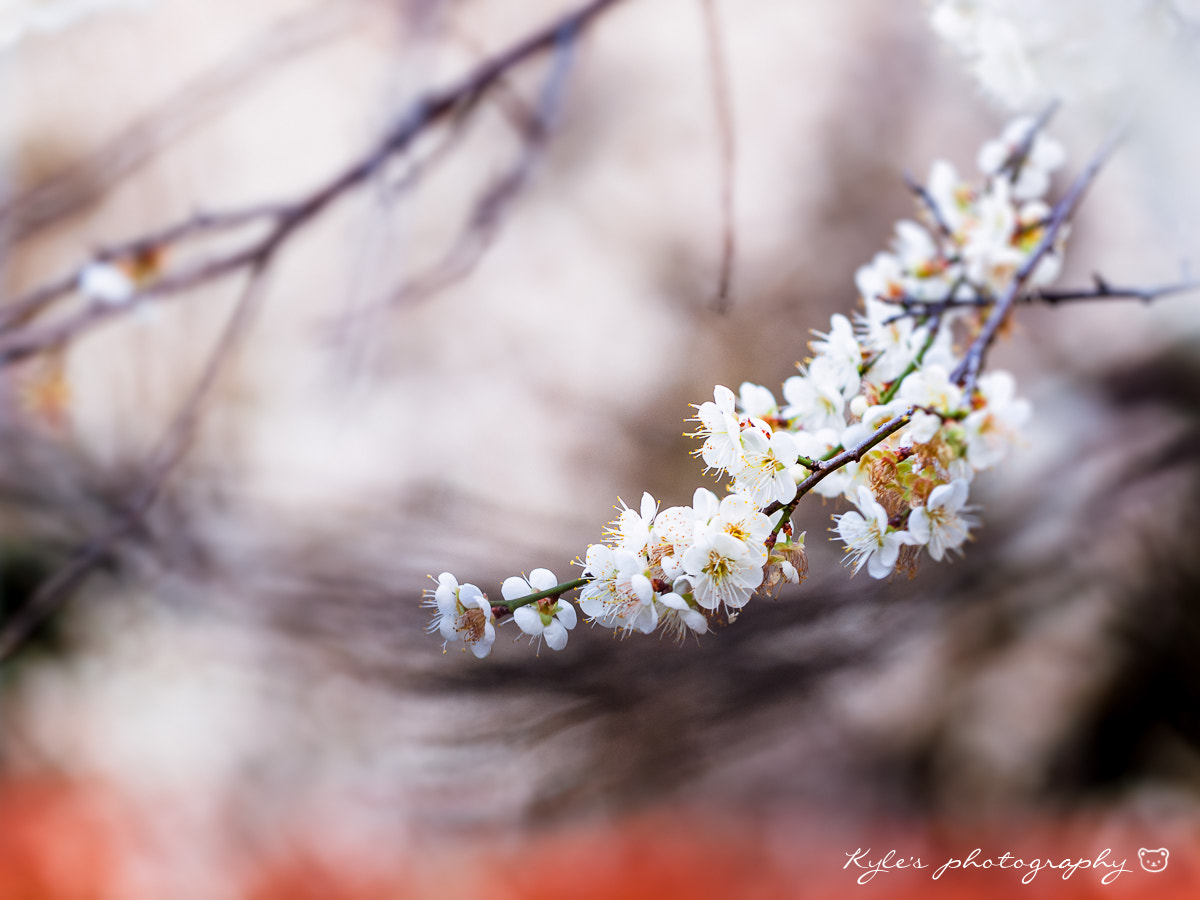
top-left (908, 480), bottom-right (975, 561)
top-left (810, 314), bottom-right (863, 398)
top-left (425, 573), bottom-right (497, 658)
top-left (901, 409), bottom-right (944, 448)
top-left (692, 489), bottom-right (771, 561)
top-left (734, 426), bottom-right (800, 506)
top-left (783, 357), bottom-right (847, 432)
top-left (681, 530), bottom-right (765, 615)
top-left (693, 385), bottom-right (744, 473)
top-left (78, 262), bottom-right (135, 305)
top-left (738, 382), bottom-right (780, 420)
top-left (961, 178), bottom-right (1024, 290)
top-left (926, 159), bottom-right (972, 235)
top-left (963, 369), bottom-right (1031, 469)
top-left (578, 545), bottom-right (659, 634)
top-left (834, 487), bottom-right (918, 580)
top-left (896, 364), bottom-right (964, 414)
top-left (977, 116), bottom-right (1066, 201)
top-left (857, 297), bottom-right (921, 383)
top-left (647, 504), bottom-right (696, 580)
top-left (608, 492), bottom-right (659, 553)
top-left (655, 587), bottom-right (709, 641)
top-left (506, 568), bottom-right (578, 652)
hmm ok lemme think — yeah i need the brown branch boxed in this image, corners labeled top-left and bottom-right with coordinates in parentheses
top-left (349, 10), bottom-right (584, 322)
top-left (762, 407), bottom-right (916, 543)
top-left (1029, 274), bottom-right (1200, 305)
top-left (0, 1), bottom-right (364, 248)
top-left (0, 0), bottom-right (629, 366)
top-left (0, 263), bottom-right (272, 663)
top-left (903, 170), bottom-right (952, 239)
top-left (1001, 99), bottom-right (1059, 186)
top-left (951, 122), bottom-right (1126, 393)
top-left (700, 0), bottom-right (737, 313)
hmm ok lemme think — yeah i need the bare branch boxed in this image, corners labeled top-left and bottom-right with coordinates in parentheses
top-left (0, 0), bottom-right (630, 366)
top-left (1029, 274), bottom-right (1200, 305)
top-left (0, 263), bottom-right (272, 662)
top-left (700, 0), bottom-right (737, 313)
top-left (0, 2), bottom-right (365, 247)
top-left (951, 121), bottom-right (1126, 393)
top-left (903, 170), bottom-right (953, 239)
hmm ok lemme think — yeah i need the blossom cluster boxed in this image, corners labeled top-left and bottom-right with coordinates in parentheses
top-left (424, 116), bottom-right (1063, 659)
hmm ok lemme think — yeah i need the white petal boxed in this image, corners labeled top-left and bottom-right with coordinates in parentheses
top-left (543, 619), bottom-right (568, 650)
top-left (501, 576), bottom-right (532, 602)
top-left (513, 604), bottom-right (543, 636)
top-left (556, 601), bottom-right (577, 630)
top-left (527, 568), bottom-right (558, 592)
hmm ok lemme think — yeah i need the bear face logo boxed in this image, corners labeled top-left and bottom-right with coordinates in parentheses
top-left (1138, 848), bottom-right (1168, 873)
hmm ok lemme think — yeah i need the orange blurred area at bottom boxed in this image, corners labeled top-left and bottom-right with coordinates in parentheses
top-left (2, 778), bottom-right (1198, 900)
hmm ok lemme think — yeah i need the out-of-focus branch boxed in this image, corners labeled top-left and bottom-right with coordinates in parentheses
top-left (0, 0), bottom-right (629, 365)
top-left (0, 1), bottom-right (366, 247)
top-left (0, 262), bottom-right (271, 663)
top-left (0, 0), bottom-right (631, 660)
top-left (951, 123), bottom-right (1125, 393)
top-left (700, 0), bottom-right (737, 313)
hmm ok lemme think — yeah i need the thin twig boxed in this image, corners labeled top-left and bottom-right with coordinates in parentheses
top-left (0, 263), bottom-right (271, 663)
top-left (0, 0), bottom-right (629, 366)
top-left (903, 170), bottom-right (952, 239)
top-left (1030, 274), bottom-right (1200, 305)
top-left (762, 407), bottom-right (916, 544)
top-left (951, 122), bottom-right (1127, 393)
top-left (700, 0), bottom-right (737, 313)
top-left (0, 1), bottom-right (365, 247)
top-left (1003, 99), bottom-right (1060, 186)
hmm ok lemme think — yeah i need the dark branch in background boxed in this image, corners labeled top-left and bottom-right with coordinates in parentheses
top-left (700, 0), bottom-right (737, 313)
top-left (0, 263), bottom-right (271, 663)
top-left (0, 0), bottom-right (629, 364)
top-left (1030, 273), bottom-right (1200, 305)
top-left (0, 1), bottom-right (365, 247)
top-left (903, 170), bottom-right (952, 239)
top-left (1003, 99), bottom-right (1060, 186)
top-left (0, 0), bottom-right (631, 661)
top-left (368, 12), bottom-right (583, 317)
top-left (876, 274), bottom-right (1200, 321)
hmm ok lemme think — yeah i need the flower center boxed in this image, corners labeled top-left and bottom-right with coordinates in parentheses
top-left (455, 607), bottom-right (488, 643)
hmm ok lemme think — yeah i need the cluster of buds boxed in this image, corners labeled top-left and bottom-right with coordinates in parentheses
top-left (424, 116), bottom-right (1068, 658)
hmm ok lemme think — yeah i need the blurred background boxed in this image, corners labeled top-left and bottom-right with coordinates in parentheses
top-left (2, 0), bottom-right (1200, 896)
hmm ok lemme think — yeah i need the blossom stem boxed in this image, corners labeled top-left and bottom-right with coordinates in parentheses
top-left (878, 320), bottom-right (941, 405)
top-left (493, 576), bottom-right (590, 610)
top-left (764, 406), bottom-right (915, 543)
top-left (952, 121), bottom-right (1125, 393)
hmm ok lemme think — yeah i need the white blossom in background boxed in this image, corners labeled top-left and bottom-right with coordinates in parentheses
top-left (0, 0), bottom-right (156, 47)
top-left (908, 480), bottom-right (975, 561)
top-left (928, 0), bottom-right (1200, 111)
top-left (737, 382), bottom-right (780, 421)
top-left (782, 358), bottom-right (847, 433)
top-left (963, 369), bottom-right (1031, 469)
top-left (977, 116), bottom-right (1066, 199)
top-left (78, 262), bottom-right (135, 305)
